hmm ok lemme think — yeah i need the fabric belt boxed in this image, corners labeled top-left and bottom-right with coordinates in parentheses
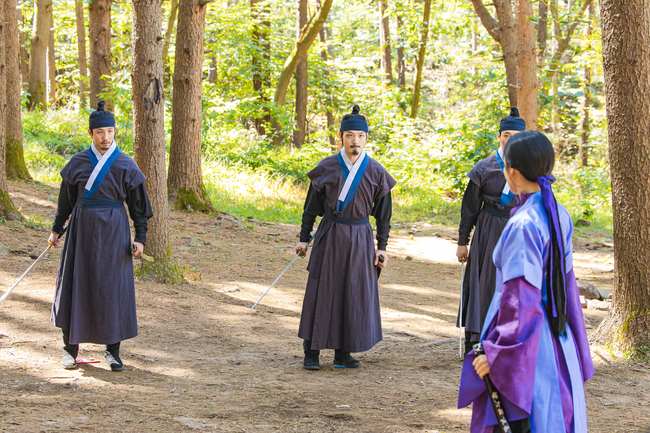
top-left (76, 197), bottom-right (124, 209)
top-left (323, 214), bottom-right (369, 226)
top-left (482, 203), bottom-right (511, 218)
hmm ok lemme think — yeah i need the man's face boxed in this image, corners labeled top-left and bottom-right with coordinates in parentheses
top-left (498, 129), bottom-right (520, 149)
top-left (87, 127), bottom-right (115, 153)
top-left (340, 130), bottom-right (367, 157)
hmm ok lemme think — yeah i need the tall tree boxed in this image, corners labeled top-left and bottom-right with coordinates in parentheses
top-left (538, 0), bottom-right (548, 67)
top-left (47, 12), bottom-right (55, 105)
top-left (18, 1), bottom-right (29, 88)
top-left (293, 0), bottom-right (309, 148)
top-left (396, 14), bottom-right (406, 89)
top-left (591, 0), bottom-right (650, 353)
top-left (167, 0), bottom-right (214, 212)
top-left (578, 1), bottom-right (593, 167)
top-left (27, 0), bottom-right (52, 110)
top-left (0, 0), bottom-right (21, 219)
top-left (75, 0), bottom-right (88, 108)
top-left (131, 0), bottom-right (182, 281)
top-left (515, 0), bottom-right (538, 129)
top-left (409, 0), bottom-right (432, 119)
top-left (318, 15), bottom-right (336, 151)
top-left (250, 0), bottom-right (271, 134)
top-left (272, 0), bottom-right (333, 142)
top-left (89, 0), bottom-right (112, 109)
top-left (379, 0), bottom-right (393, 84)
top-left (5, 0), bottom-right (32, 180)
top-left (471, 0), bottom-right (519, 106)
top-left (161, 0), bottom-right (179, 78)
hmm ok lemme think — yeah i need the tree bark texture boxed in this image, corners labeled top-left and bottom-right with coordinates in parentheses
top-left (396, 14), bottom-right (405, 89)
top-left (19, 3), bottom-right (29, 89)
top-left (47, 12), bottom-right (55, 106)
top-left (274, 0), bottom-right (332, 108)
top-left (167, 0), bottom-right (214, 213)
top-left (5, 0), bottom-right (31, 180)
top-left (591, 0), bottom-right (650, 353)
top-left (515, 0), bottom-right (538, 130)
top-left (0, 0), bottom-right (21, 220)
top-left (89, 0), bottom-right (112, 110)
top-left (538, 0), bottom-right (548, 67)
top-left (318, 16), bottom-right (336, 151)
top-left (579, 1), bottom-right (593, 167)
top-left (131, 0), bottom-right (183, 282)
top-left (293, 0), bottom-right (309, 148)
top-left (409, 0), bottom-right (432, 119)
top-left (27, 0), bottom-right (52, 111)
top-left (379, 0), bottom-right (393, 84)
top-left (250, 0), bottom-right (271, 135)
top-left (75, 0), bottom-right (88, 108)
top-left (470, 0), bottom-right (518, 106)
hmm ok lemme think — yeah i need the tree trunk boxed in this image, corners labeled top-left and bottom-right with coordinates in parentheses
top-left (538, 0), bottom-right (548, 67)
top-left (396, 14), bottom-right (405, 90)
top-left (89, 0), bottom-right (112, 110)
top-left (551, 7), bottom-right (560, 135)
top-left (0, 0), bottom-right (21, 220)
top-left (162, 0), bottom-right (179, 79)
top-left (75, 0), bottom-right (88, 108)
top-left (293, 0), bottom-right (309, 148)
top-left (167, 0), bottom-right (214, 213)
top-left (19, 2), bottom-right (29, 89)
top-left (578, 1), bottom-right (593, 167)
top-left (5, 0), bottom-right (32, 180)
top-left (131, 0), bottom-right (182, 282)
top-left (250, 0), bottom-right (271, 135)
top-left (272, 0), bottom-right (333, 144)
top-left (47, 12), bottom-right (55, 106)
top-left (317, 9), bottom-right (336, 151)
top-left (515, 0), bottom-right (538, 130)
top-left (27, 0), bottom-right (52, 111)
top-left (379, 0), bottom-right (393, 84)
top-left (208, 53), bottom-right (217, 83)
top-left (409, 0), bottom-right (432, 119)
top-left (494, 0), bottom-right (518, 107)
top-left (591, 0), bottom-right (650, 353)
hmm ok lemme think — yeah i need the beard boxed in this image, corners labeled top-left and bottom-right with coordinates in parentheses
top-left (350, 146), bottom-right (360, 155)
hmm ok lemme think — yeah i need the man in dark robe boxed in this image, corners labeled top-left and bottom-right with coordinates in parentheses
top-left (48, 101), bottom-right (153, 371)
top-left (295, 105), bottom-right (396, 370)
top-left (456, 107), bottom-right (526, 355)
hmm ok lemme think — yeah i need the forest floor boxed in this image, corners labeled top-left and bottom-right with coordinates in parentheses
top-left (0, 179), bottom-right (648, 432)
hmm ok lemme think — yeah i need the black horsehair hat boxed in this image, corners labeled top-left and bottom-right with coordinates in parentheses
top-left (89, 100), bottom-right (116, 130)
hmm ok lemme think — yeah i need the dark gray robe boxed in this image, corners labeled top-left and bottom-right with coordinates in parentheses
top-left (298, 155), bottom-right (396, 352)
top-left (458, 154), bottom-right (519, 337)
top-left (51, 150), bottom-right (150, 345)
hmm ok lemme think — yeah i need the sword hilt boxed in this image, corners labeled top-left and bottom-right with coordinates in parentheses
top-left (473, 343), bottom-right (512, 433)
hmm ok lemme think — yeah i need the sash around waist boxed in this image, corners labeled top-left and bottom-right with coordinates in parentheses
top-left (76, 197), bottom-right (124, 209)
top-left (324, 213), bottom-right (369, 226)
top-left (481, 202), bottom-right (511, 218)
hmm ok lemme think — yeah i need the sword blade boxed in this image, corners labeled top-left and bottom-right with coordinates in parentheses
top-left (0, 245), bottom-right (52, 302)
top-left (249, 253), bottom-right (302, 311)
top-left (459, 261), bottom-right (465, 358)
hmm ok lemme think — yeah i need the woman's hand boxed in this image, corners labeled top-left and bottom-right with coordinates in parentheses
top-left (473, 354), bottom-right (490, 379)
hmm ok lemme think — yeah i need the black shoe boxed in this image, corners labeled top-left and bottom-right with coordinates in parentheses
top-left (333, 351), bottom-right (360, 368)
top-left (303, 353), bottom-right (321, 370)
top-left (105, 350), bottom-right (124, 372)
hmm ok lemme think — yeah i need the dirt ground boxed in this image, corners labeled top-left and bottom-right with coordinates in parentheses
top-left (0, 179), bottom-right (648, 432)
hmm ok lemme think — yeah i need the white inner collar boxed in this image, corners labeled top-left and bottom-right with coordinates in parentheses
top-left (340, 149), bottom-right (366, 171)
top-left (91, 141), bottom-right (116, 161)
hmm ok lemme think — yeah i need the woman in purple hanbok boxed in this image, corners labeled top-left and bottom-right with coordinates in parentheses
top-left (458, 131), bottom-right (594, 433)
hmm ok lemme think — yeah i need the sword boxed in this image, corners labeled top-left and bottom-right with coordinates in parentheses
top-left (473, 343), bottom-right (512, 433)
top-left (249, 232), bottom-right (316, 311)
top-left (0, 227), bottom-right (67, 302)
top-left (459, 258), bottom-right (467, 358)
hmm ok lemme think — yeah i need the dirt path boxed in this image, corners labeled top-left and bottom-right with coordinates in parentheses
top-left (0, 180), bottom-right (648, 432)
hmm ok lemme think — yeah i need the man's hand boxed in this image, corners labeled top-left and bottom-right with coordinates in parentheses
top-left (456, 245), bottom-right (469, 262)
top-left (295, 242), bottom-right (308, 257)
top-left (48, 231), bottom-right (61, 248)
top-left (132, 242), bottom-right (144, 257)
top-left (473, 354), bottom-right (490, 379)
top-left (375, 251), bottom-right (388, 268)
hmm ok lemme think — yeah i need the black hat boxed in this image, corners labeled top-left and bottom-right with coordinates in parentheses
top-left (89, 100), bottom-right (116, 130)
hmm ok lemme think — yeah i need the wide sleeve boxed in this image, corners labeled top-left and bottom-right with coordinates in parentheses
top-left (125, 183), bottom-right (153, 245)
top-left (51, 181), bottom-right (78, 234)
top-left (458, 181), bottom-right (483, 246)
top-left (372, 191), bottom-right (392, 250)
top-left (299, 183), bottom-right (324, 242)
top-left (458, 276), bottom-right (544, 424)
top-left (125, 161), bottom-right (147, 191)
